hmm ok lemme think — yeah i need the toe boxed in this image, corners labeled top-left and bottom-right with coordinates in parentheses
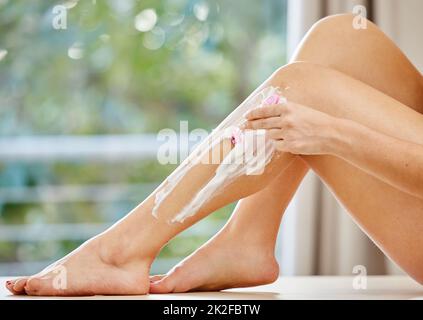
top-left (149, 274), bottom-right (165, 282)
top-left (5, 279), bottom-right (14, 289)
top-left (5, 279), bottom-right (16, 294)
top-left (11, 277), bottom-right (28, 295)
top-left (24, 277), bottom-right (44, 296)
top-left (149, 275), bottom-right (176, 294)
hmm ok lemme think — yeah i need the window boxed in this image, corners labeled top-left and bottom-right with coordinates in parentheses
top-left (0, 0), bottom-right (288, 275)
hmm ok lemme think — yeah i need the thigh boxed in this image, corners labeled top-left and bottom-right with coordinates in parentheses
top-left (304, 152), bottom-right (423, 283)
top-left (232, 14), bottom-right (423, 228)
top-left (274, 62), bottom-right (423, 282)
top-left (292, 14), bottom-right (423, 112)
top-left (274, 62), bottom-right (423, 144)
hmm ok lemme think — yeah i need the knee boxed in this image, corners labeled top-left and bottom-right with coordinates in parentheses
top-left (313, 13), bottom-right (355, 28)
top-left (271, 61), bottom-right (318, 85)
top-left (270, 61), bottom-right (330, 92)
top-left (310, 14), bottom-right (362, 36)
top-left (306, 13), bottom-right (377, 48)
top-left (269, 61), bottom-right (349, 115)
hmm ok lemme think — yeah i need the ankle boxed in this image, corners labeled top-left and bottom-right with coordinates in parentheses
top-left (93, 198), bottom-right (172, 266)
top-left (93, 230), bottom-right (156, 267)
top-left (222, 223), bottom-right (277, 255)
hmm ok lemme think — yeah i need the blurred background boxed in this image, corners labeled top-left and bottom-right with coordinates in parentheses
top-left (1, 0), bottom-right (422, 279)
top-left (0, 0), bottom-right (287, 276)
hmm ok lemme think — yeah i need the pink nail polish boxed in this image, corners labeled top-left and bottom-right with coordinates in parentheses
top-left (231, 127), bottom-right (243, 145)
top-left (264, 94), bottom-right (280, 105)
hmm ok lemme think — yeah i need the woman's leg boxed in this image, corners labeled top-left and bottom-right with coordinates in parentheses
top-left (8, 58), bottom-right (423, 295)
top-left (150, 14), bottom-right (423, 293)
top-left (293, 14), bottom-right (423, 112)
top-left (165, 61), bottom-right (423, 290)
top-left (6, 69), bottom-right (302, 296)
top-left (149, 159), bottom-right (308, 292)
top-left (7, 14), bottom-right (423, 294)
top-left (276, 62), bottom-right (423, 284)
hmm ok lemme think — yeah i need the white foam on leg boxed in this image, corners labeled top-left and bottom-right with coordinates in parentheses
top-left (152, 86), bottom-right (286, 223)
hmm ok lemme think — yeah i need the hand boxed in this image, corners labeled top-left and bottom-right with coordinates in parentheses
top-left (242, 101), bottom-right (340, 155)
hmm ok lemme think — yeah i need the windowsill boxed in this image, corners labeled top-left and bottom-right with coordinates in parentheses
top-left (1, 276), bottom-right (422, 300)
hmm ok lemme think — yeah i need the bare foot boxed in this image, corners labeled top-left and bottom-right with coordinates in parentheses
top-left (149, 228), bottom-right (279, 293)
top-left (5, 234), bottom-right (152, 296)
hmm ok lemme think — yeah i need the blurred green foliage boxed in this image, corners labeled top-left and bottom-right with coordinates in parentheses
top-left (0, 0), bottom-right (287, 275)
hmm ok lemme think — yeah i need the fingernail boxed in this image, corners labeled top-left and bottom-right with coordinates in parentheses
top-left (264, 94), bottom-right (280, 105)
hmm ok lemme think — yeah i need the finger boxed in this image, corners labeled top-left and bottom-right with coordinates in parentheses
top-left (266, 129), bottom-right (284, 140)
top-left (243, 117), bottom-right (281, 130)
top-left (244, 105), bottom-right (284, 120)
top-left (274, 140), bottom-right (300, 154)
top-left (274, 140), bottom-right (289, 152)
